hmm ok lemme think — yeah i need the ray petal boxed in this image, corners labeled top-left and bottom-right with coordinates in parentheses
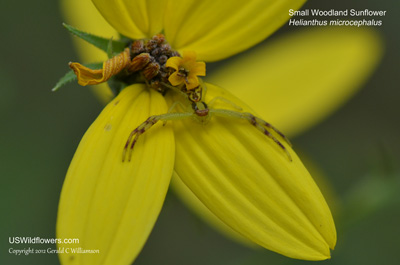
top-left (92, 0), bottom-right (167, 39)
top-left (164, 0), bottom-right (306, 61)
top-left (207, 27), bottom-right (383, 136)
top-left (166, 83), bottom-right (336, 260)
top-left (57, 85), bottom-right (175, 265)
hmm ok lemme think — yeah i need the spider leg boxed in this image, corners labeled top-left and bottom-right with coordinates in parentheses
top-left (122, 116), bottom-right (156, 162)
top-left (251, 115), bottom-right (292, 147)
top-left (209, 109), bottom-right (292, 161)
top-left (161, 101), bottom-right (190, 126)
top-left (122, 112), bottom-right (194, 162)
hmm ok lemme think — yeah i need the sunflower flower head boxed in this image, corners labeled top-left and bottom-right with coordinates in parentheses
top-left (166, 51), bottom-right (206, 90)
top-left (57, 0), bottom-right (338, 263)
top-left (52, 0), bottom-right (383, 264)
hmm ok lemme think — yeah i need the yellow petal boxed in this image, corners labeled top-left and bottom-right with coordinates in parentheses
top-left (171, 172), bottom-right (257, 248)
top-left (191, 61), bottom-right (206, 76)
top-left (165, 56), bottom-right (182, 71)
top-left (165, 83), bottom-right (336, 260)
top-left (181, 50), bottom-right (197, 62)
top-left (171, 152), bottom-right (339, 249)
top-left (61, 0), bottom-right (117, 103)
top-left (207, 27), bottom-right (383, 136)
top-left (164, 0), bottom-right (306, 61)
top-left (92, 0), bottom-right (166, 39)
top-left (168, 72), bottom-right (184, 87)
top-left (57, 85), bottom-right (175, 264)
top-left (186, 75), bottom-right (200, 90)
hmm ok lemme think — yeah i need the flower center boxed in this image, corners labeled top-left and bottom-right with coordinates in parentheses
top-left (69, 34), bottom-right (206, 96)
top-left (126, 34), bottom-right (180, 93)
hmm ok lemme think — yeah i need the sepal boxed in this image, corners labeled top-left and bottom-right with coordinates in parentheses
top-left (63, 23), bottom-right (127, 55)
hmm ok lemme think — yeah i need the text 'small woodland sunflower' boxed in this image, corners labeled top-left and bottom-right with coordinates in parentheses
top-left (56, 0), bottom-right (382, 264)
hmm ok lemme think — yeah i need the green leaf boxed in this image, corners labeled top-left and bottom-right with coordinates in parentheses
top-left (63, 23), bottom-right (128, 54)
top-left (107, 38), bottom-right (114, 59)
top-left (52, 63), bottom-right (103, 91)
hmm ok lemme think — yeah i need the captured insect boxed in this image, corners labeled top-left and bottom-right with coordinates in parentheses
top-left (68, 34), bottom-right (292, 163)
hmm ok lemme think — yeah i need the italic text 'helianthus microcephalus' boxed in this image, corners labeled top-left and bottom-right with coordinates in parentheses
top-left (56, 0), bottom-right (382, 264)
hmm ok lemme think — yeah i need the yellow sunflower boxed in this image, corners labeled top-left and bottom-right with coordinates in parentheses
top-left (56, 0), bottom-right (382, 264)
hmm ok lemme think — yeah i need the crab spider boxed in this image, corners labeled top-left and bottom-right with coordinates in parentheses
top-left (122, 82), bottom-right (292, 162)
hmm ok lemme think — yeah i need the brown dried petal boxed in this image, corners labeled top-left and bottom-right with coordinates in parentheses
top-left (142, 62), bottom-right (160, 80)
top-left (127, 53), bottom-right (151, 72)
top-left (131, 40), bottom-right (144, 55)
top-left (153, 34), bottom-right (165, 45)
top-left (69, 48), bottom-right (131, 86)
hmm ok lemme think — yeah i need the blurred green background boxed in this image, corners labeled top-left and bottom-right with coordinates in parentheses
top-left (1, 0), bottom-right (399, 264)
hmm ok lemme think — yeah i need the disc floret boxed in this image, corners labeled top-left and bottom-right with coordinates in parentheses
top-left (166, 51), bottom-right (206, 90)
